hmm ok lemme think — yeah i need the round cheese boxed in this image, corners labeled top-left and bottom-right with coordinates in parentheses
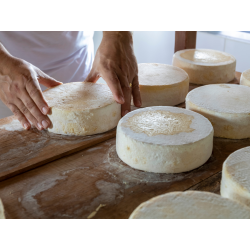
top-left (129, 191), bottom-right (250, 219)
top-left (186, 84), bottom-right (250, 139)
top-left (43, 82), bottom-right (121, 136)
top-left (0, 199), bottom-right (5, 219)
top-left (240, 68), bottom-right (250, 87)
top-left (116, 106), bottom-right (213, 173)
top-left (172, 49), bottom-right (236, 84)
top-left (221, 146), bottom-right (250, 207)
top-left (133, 63), bottom-right (189, 107)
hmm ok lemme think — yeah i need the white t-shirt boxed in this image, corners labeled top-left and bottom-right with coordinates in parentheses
top-left (0, 31), bottom-right (95, 118)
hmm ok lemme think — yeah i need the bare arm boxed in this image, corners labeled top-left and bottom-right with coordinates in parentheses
top-left (0, 42), bottom-right (62, 130)
top-left (85, 31), bottom-right (141, 116)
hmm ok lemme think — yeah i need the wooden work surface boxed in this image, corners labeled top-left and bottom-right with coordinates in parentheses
top-left (0, 72), bottom-right (245, 219)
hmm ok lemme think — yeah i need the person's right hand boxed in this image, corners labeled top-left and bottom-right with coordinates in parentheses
top-left (0, 47), bottom-right (62, 130)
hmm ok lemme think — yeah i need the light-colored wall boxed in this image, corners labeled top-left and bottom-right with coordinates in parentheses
top-left (1, 31), bottom-right (250, 119)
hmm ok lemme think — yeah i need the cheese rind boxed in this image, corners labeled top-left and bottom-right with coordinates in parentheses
top-left (116, 106), bottom-right (213, 173)
top-left (186, 84), bottom-right (250, 139)
top-left (221, 146), bottom-right (250, 207)
top-left (0, 199), bottom-right (5, 219)
top-left (43, 82), bottom-right (121, 136)
top-left (133, 63), bottom-right (189, 107)
top-left (129, 191), bottom-right (250, 219)
top-left (172, 49), bottom-right (236, 84)
top-left (240, 68), bottom-right (250, 87)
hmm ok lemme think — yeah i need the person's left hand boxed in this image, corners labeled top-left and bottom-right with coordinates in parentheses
top-left (85, 31), bottom-right (141, 116)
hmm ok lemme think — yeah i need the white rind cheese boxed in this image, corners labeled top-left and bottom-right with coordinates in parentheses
top-left (133, 63), bottom-right (189, 107)
top-left (129, 191), bottom-right (250, 219)
top-left (116, 106), bottom-right (213, 173)
top-left (172, 49), bottom-right (236, 84)
top-left (186, 84), bottom-right (250, 139)
top-left (43, 82), bottom-right (121, 136)
top-left (240, 68), bottom-right (250, 87)
top-left (0, 199), bottom-right (5, 219)
top-left (221, 146), bottom-right (250, 207)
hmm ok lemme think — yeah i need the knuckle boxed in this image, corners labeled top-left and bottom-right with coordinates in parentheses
top-left (29, 88), bottom-right (40, 98)
top-left (25, 101), bottom-right (35, 110)
top-left (123, 86), bottom-right (131, 93)
top-left (20, 105), bottom-right (29, 114)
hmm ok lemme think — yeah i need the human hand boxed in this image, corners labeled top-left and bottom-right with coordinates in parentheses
top-left (85, 31), bottom-right (141, 116)
top-left (0, 44), bottom-right (62, 130)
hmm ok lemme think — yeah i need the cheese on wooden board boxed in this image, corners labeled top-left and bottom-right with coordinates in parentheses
top-left (0, 199), bottom-right (5, 219)
top-left (221, 146), bottom-right (250, 207)
top-left (43, 82), bottom-right (121, 136)
top-left (240, 68), bottom-right (250, 87)
top-left (129, 191), bottom-right (250, 219)
top-left (116, 106), bottom-right (213, 173)
top-left (186, 84), bottom-right (250, 139)
top-left (172, 49), bottom-right (236, 84)
top-left (132, 63), bottom-right (189, 107)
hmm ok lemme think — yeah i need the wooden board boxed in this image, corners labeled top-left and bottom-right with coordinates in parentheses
top-left (0, 116), bottom-right (116, 182)
top-left (1, 134), bottom-right (250, 219)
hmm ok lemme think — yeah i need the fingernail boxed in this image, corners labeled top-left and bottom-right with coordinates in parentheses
top-left (37, 123), bottom-right (43, 130)
top-left (42, 107), bottom-right (48, 115)
top-left (23, 123), bottom-right (29, 130)
top-left (42, 120), bottom-right (49, 129)
top-left (119, 96), bottom-right (125, 103)
top-left (123, 110), bottom-right (129, 116)
top-left (137, 100), bottom-right (142, 107)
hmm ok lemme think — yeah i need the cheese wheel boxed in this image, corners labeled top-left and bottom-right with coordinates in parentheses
top-left (186, 84), bottom-right (250, 139)
top-left (43, 82), bottom-right (121, 136)
top-left (221, 146), bottom-right (250, 207)
top-left (240, 68), bottom-right (250, 87)
top-left (129, 191), bottom-right (250, 219)
top-left (0, 199), bottom-right (5, 219)
top-left (172, 49), bottom-right (236, 84)
top-left (116, 106), bottom-right (213, 173)
top-left (133, 63), bottom-right (189, 107)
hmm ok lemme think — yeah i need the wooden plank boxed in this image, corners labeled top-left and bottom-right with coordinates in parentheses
top-left (0, 116), bottom-right (116, 182)
top-left (1, 133), bottom-right (250, 219)
top-left (175, 31), bottom-right (197, 52)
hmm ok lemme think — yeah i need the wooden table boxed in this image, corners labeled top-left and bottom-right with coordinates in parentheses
top-left (0, 72), bottom-right (247, 219)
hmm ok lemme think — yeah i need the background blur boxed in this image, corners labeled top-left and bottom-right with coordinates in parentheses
top-left (1, 31), bottom-right (250, 119)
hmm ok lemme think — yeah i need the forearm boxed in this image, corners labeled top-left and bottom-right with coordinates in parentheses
top-left (0, 42), bottom-right (16, 75)
top-left (102, 31), bottom-right (133, 44)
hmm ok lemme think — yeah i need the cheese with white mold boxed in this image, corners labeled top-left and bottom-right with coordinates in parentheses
top-left (129, 191), bottom-right (250, 219)
top-left (43, 82), bottom-right (121, 136)
top-left (186, 84), bottom-right (250, 139)
top-left (240, 68), bottom-right (250, 87)
top-left (133, 63), bottom-right (189, 107)
top-left (221, 146), bottom-right (250, 207)
top-left (116, 106), bottom-right (213, 173)
top-left (172, 49), bottom-right (236, 84)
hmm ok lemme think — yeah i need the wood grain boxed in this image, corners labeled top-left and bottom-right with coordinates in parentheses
top-left (175, 31), bottom-right (197, 52)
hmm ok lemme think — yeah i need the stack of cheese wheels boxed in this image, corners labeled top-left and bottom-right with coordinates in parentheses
top-left (221, 146), bottom-right (250, 207)
top-left (43, 82), bottom-right (121, 136)
top-left (0, 199), bottom-right (5, 219)
top-left (116, 106), bottom-right (213, 173)
top-left (240, 68), bottom-right (250, 87)
top-left (133, 63), bottom-right (189, 107)
top-left (129, 191), bottom-right (250, 219)
top-left (186, 84), bottom-right (250, 139)
top-left (172, 49), bottom-right (236, 84)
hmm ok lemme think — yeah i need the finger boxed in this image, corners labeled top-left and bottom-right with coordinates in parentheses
top-left (116, 70), bottom-right (131, 116)
top-left (17, 91), bottom-right (51, 130)
top-left (37, 70), bottom-right (63, 88)
top-left (25, 75), bottom-right (51, 115)
top-left (101, 69), bottom-right (125, 104)
top-left (85, 69), bottom-right (100, 83)
top-left (131, 75), bottom-right (141, 107)
top-left (8, 103), bottom-right (31, 130)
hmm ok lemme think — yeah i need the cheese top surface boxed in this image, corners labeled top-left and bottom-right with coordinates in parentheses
top-left (186, 84), bottom-right (250, 113)
top-left (119, 106), bottom-right (213, 146)
top-left (242, 69), bottom-right (250, 80)
top-left (176, 49), bottom-right (235, 66)
top-left (130, 191), bottom-right (250, 219)
top-left (224, 146), bottom-right (250, 192)
top-left (43, 82), bottom-right (115, 110)
top-left (138, 63), bottom-right (188, 86)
